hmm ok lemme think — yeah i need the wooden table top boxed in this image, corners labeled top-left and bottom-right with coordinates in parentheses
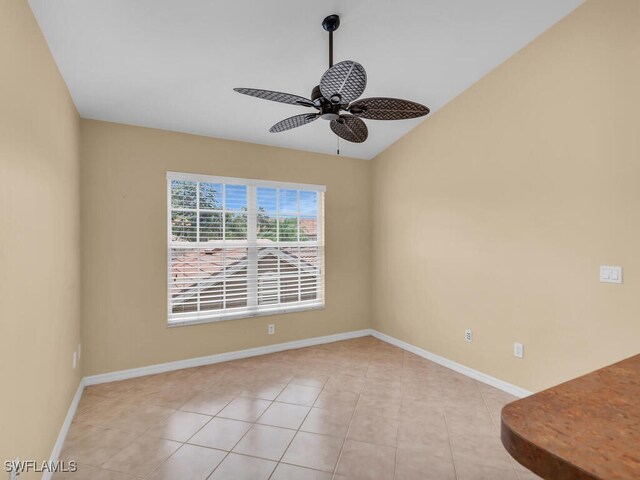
top-left (501, 354), bottom-right (640, 480)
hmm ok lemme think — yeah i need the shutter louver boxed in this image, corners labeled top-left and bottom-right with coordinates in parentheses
top-left (167, 173), bottom-right (325, 325)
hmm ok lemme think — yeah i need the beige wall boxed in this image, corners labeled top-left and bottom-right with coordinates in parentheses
top-left (80, 120), bottom-right (371, 376)
top-left (3, 0), bottom-right (637, 467)
top-left (372, 0), bottom-right (640, 393)
top-left (0, 0), bottom-right (81, 475)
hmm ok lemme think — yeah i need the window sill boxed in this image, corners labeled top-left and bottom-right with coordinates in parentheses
top-left (167, 302), bottom-right (325, 328)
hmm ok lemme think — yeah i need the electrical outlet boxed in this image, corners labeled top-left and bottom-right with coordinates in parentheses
top-left (73, 351), bottom-right (77, 369)
top-left (464, 329), bottom-right (473, 343)
top-left (514, 342), bottom-right (524, 359)
top-left (268, 324), bottom-right (275, 335)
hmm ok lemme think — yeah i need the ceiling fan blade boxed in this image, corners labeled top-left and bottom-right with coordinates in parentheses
top-left (330, 114), bottom-right (368, 143)
top-left (348, 97), bottom-right (430, 120)
top-left (270, 113), bottom-right (319, 133)
top-left (234, 88), bottom-right (316, 108)
top-left (320, 61), bottom-right (367, 104)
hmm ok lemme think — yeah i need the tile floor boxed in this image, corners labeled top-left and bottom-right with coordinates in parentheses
top-left (55, 336), bottom-right (540, 480)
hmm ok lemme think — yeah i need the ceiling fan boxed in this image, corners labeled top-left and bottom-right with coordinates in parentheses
top-left (234, 14), bottom-right (430, 147)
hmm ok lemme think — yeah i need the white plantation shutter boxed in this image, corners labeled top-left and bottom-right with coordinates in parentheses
top-left (167, 172), bottom-right (325, 325)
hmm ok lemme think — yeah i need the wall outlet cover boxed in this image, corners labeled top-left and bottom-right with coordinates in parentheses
top-left (268, 324), bottom-right (275, 335)
top-left (464, 329), bottom-right (473, 343)
top-left (514, 342), bottom-right (524, 359)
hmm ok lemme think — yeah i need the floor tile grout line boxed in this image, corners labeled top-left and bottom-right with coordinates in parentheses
top-left (392, 350), bottom-right (407, 480)
top-left (201, 366), bottom-right (325, 478)
top-left (266, 374), bottom-right (327, 479)
top-left (139, 438), bottom-right (183, 480)
top-left (329, 351), bottom-right (371, 480)
top-left (329, 405), bottom-right (358, 477)
top-left (72, 418), bottom-right (165, 476)
top-left (80, 461), bottom-right (145, 479)
top-left (442, 401), bottom-right (460, 480)
top-left (146, 375), bottom-right (283, 479)
top-left (205, 394), bottom-right (277, 479)
top-left (479, 386), bottom-right (521, 480)
top-left (142, 436), bottom-right (209, 478)
top-left (143, 388), bottom-right (243, 479)
top-left (207, 367), bottom-right (317, 475)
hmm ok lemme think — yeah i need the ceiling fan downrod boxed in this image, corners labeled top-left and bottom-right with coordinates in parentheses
top-left (322, 14), bottom-right (340, 68)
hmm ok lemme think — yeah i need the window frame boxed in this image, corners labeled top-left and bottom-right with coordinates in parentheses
top-left (166, 171), bottom-right (326, 327)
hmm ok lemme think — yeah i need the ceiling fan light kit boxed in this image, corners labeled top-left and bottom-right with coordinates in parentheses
top-left (234, 14), bottom-right (430, 149)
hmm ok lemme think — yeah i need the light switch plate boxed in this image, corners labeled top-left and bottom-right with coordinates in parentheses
top-left (600, 266), bottom-right (622, 284)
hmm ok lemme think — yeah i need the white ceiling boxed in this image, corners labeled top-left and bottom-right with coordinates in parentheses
top-left (29, 0), bottom-right (582, 160)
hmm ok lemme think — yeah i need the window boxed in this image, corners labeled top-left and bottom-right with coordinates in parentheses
top-left (167, 172), bottom-right (325, 326)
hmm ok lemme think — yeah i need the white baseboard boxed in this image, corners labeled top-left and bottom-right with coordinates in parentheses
top-left (84, 329), bottom-right (372, 386)
top-left (44, 379), bottom-right (85, 480)
top-left (49, 327), bottom-right (529, 476)
top-left (83, 326), bottom-right (530, 394)
top-left (370, 330), bottom-right (532, 398)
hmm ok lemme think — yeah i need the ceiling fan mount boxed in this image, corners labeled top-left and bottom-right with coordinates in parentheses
top-left (234, 14), bottom-right (430, 147)
top-left (321, 14), bottom-right (340, 33)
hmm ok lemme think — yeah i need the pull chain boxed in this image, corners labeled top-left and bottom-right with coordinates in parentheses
top-left (336, 135), bottom-right (340, 156)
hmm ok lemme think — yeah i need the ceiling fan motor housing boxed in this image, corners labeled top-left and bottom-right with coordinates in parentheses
top-left (311, 85), bottom-right (341, 121)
